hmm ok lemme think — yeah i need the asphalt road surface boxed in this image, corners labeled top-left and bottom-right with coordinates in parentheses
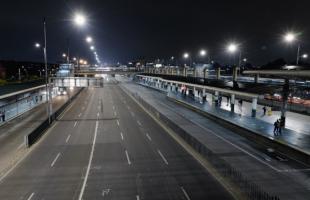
top-left (0, 80), bottom-right (234, 200)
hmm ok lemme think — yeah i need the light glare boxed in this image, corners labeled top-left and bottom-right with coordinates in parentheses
top-left (74, 13), bottom-right (86, 26)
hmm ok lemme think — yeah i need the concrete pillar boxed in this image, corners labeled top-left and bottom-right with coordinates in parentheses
top-left (203, 69), bottom-right (208, 79)
top-left (216, 67), bottom-right (221, 80)
top-left (194, 87), bottom-right (198, 99)
top-left (232, 66), bottom-right (238, 82)
top-left (281, 79), bottom-right (289, 126)
top-left (254, 74), bottom-right (259, 83)
top-left (214, 91), bottom-right (219, 105)
top-left (252, 97), bottom-right (257, 117)
top-left (171, 83), bottom-right (175, 92)
top-left (183, 68), bottom-right (187, 77)
top-left (231, 94), bottom-right (235, 112)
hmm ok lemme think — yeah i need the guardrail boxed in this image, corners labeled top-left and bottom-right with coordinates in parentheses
top-left (24, 88), bottom-right (83, 147)
top-left (123, 86), bottom-right (280, 200)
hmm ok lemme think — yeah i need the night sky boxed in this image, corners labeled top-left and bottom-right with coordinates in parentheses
top-left (0, 0), bottom-right (309, 66)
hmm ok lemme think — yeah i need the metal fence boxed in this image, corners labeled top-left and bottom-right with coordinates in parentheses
top-left (125, 88), bottom-right (280, 200)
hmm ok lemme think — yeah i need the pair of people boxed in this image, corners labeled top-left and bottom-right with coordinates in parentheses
top-left (273, 119), bottom-right (282, 135)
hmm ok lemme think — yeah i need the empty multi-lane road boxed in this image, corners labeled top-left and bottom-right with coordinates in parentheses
top-left (0, 79), bottom-right (233, 199)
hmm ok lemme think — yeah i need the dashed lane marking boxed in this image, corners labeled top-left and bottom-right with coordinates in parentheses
top-left (51, 153), bottom-right (61, 167)
top-left (65, 134), bottom-right (71, 143)
top-left (158, 150), bottom-right (168, 165)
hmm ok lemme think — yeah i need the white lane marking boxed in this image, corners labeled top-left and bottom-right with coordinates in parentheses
top-left (113, 106), bottom-right (115, 110)
top-left (78, 113), bottom-right (82, 117)
top-left (78, 121), bottom-right (99, 200)
top-left (127, 105), bottom-right (130, 110)
top-left (137, 120), bottom-right (142, 126)
top-left (117, 120), bottom-right (120, 126)
top-left (130, 111), bottom-right (135, 117)
top-left (97, 112), bottom-right (100, 118)
top-left (27, 193), bottom-right (35, 200)
top-left (146, 133), bottom-right (152, 141)
top-left (136, 195), bottom-right (140, 200)
top-left (65, 134), bottom-right (71, 143)
top-left (189, 119), bottom-right (281, 172)
top-left (181, 187), bottom-right (191, 200)
top-left (17, 143), bottom-right (24, 150)
top-left (158, 150), bottom-right (168, 165)
top-left (51, 153), bottom-right (61, 167)
top-left (114, 111), bottom-right (117, 116)
top-left (74, 121), bottom-right (77, 127)
top-left (125, 150), bottom-right (131, 165)
top-left (120, 132), bottom-right (124, 141)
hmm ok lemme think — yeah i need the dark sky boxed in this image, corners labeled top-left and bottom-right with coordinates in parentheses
top-left (0, 0), bottom-right (309, 65)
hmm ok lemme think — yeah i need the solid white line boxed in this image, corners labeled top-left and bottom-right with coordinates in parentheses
top-left (27, 192), bottom-right (35, 200)
top-left (136, 195), bottom-right (140, 200)
top-left (158, 150), bottom-right (168, 165)
top-left (120, 132), bottom-right (124, 140)
top-left (65, 134), bottom-right (71, 143)
top-left (146, 133), bottom-right (152, 141)
top-left (17, 143), bottom-right (24, 150)
top-left (181, 187), bottom-right (191, 200)
top-left (125, 150), bottom-right (131, 165)
top-left (117, 120), bottom-right (120, 126)
top-left (74, 121), bottom-right (77, 127)
top-left (51, 153), bottom-right (61, 167)
top-left (78, 121), bottom-right (99, 200)
top-left (189, 118), bottom-right (281, 172)
top-left (137, 120), bottom-right (142, 126)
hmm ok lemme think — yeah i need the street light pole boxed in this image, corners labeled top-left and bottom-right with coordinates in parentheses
top-left (43, 17), bottom-right (51, 124)
top-left (296, 44), bottom-right (301, 65)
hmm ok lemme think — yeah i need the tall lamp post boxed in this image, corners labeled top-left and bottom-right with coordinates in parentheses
top-left (183, 52), bottom-right (191, 67)
top-left (74, 13), bottom-right (87, 70)
top-left (283, 32), bottom-right (300, 65)
top-left (227, 43), bottom-right (241, 82)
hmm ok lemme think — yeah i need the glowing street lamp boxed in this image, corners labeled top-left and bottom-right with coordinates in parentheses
top-left (183, 52), bottom-right (192, 67)
top-left (74, 13), bottom-right (86, 26)
top-left (302, 54), bottom-right (308, 59)
top-left (79, 59), bottom-right (84, 64)
top-left (183, 53), bottom-right (189, 59)
top-left (283, 32), bottom-right (302, 65)
top-left (284, 32), bottom-right (297, 43)
top-left (62, 53), bottom-right (67, 58)
top-left (86, 36), bottom-right (93, 43)
top-left (227, 43), bottom-right (238, 53)
top-left (35, 43), bottom-right (41, 48)
top-left (90, 46), bottom-right (95, 51)
top-left (200, 49), bottom-right (206, 57)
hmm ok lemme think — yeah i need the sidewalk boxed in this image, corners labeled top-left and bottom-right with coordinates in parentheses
top-left (168, 92), bottom-right (310, 155)
top-left (137, 81), bottom-right (310, 156)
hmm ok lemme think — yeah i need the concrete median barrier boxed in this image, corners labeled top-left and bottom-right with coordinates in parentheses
top-left (24, 88), bottom-right (83, 147)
